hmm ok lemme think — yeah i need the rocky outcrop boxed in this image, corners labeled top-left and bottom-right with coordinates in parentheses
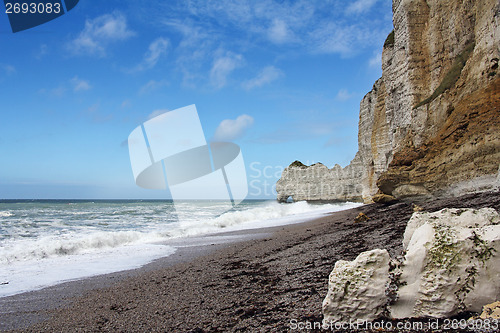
top-left (392, 207), bottom-right (500, 318)
top-left (275, 159), bottom-right (365, 202)
top-left (372, 193), bottom-right (398, 204)
top-left (277, 0), bottom-right (500, 203)
top-left (322, 208), bottom-right (500, 322)
top-left (322, 249), bottom-right (391, 323)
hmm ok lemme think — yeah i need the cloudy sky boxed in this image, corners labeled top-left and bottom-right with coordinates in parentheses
top-left (0, 0), bottom-right (393, 199)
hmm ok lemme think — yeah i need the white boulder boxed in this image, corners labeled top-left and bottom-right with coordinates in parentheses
top-left (322, 249), bottom-right (391, 323)
top-left (391, 208), bottom-right (500, 318)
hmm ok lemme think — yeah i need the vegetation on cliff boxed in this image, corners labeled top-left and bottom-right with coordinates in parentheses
top-left (414, 41), bottom-right (475, 109)
top-left (289, 160), bottom-right (306, 168)
top-left (383, 30), bottom-right (394, 48)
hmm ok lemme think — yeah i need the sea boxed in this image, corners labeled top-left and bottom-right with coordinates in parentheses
top-left (0, 199), bottom-right (362, 297)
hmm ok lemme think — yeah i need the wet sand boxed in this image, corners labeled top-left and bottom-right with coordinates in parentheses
top-left (2, 191), bottom-right (499, 332)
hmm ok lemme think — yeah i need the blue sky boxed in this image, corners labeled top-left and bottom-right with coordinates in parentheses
top-left (0, 0), bottom-right (393, 199)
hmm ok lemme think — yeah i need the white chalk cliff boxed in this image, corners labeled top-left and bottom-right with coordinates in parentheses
top-left (277, 0), bottom-right (500, 203)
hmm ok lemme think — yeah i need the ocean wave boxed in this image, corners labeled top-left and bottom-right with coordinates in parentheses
top-left (0, 200), bottom-right (362, 297)
top-left (66, 211), bottom-right (92, 215)
top-left (211, 201), bottom-right (357, 228)
top-left (0, 230), bottom-right (164, 264)
top-left (171, 201), bottom-right (362, 237)
top-left (0, 211), bottom-right (14, 217)
top-left (0, 243), bottom-right (175, 297)
top-left (0, 201), bottom-right (362, 264)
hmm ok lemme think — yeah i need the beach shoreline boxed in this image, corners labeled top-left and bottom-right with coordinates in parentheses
top-left (2, 191), bottom-right (499, 332)
top-left (0, 226), bottom-right (276, 331)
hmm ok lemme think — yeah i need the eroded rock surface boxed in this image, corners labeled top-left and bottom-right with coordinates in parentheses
top-left (322, 249), bottom-right (391, 323)
top-left (276, 160), bottom-right (365, 202)
top-left (322, 207), bottom-right (500, 322)
top-left (392, 207), bottom-right (500, 318)
top-left (277, 0), bottom-right (500, 203)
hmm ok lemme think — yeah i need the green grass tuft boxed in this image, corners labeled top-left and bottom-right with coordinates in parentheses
top-left (290, 160), bottom-right (306, 168)
top-left (384, 30), bottom-right (395, 48)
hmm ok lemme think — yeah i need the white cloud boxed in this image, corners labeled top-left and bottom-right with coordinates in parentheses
top-left (163, 19), bottom-right (218, 87)
top-left (310, 24), bottom-right (350, 56)
top-left (268, 19), bottom-right (293, 44)
top-left (139, 80), bottom-right (169, 95)
top-left (152, 1), bottom-right (391, 85)
top-left (336, 89), bottom-right (355, 101)
top-left (213, 114), bottom-right (254, 141)
top-left (143, 38), bottom-right (169, 68)
top-left (369, 51), bottom-right (382, 68)
top-left (170, 0), bottom-right (316, 38)
top-left (68, 12), bottom-right (135, 56)
top-left (71, 76), bottom-right (91, 92)
top-left (158, 0), bottom-right (389, 56)
top-left (158, 1), bottom-right (311, 86)
top-left (346, 0), bottom-right (379, 15)
top-left (242, 66), bottom-right (283, 90)
top-left (210, 52), bottom-right (243, 89)
top-left (131, 37), bottom-right (169, 72)
top-left (309, 19), bottom-right (390, 58)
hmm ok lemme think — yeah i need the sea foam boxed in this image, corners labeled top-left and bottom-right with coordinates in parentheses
top-left (0, 200), bottom-right (362, 297)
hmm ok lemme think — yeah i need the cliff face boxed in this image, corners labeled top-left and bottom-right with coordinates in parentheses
top-left (275, 159), bottom-right (365, 202)
top-left (276, 0), bottom-right (500, 203)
